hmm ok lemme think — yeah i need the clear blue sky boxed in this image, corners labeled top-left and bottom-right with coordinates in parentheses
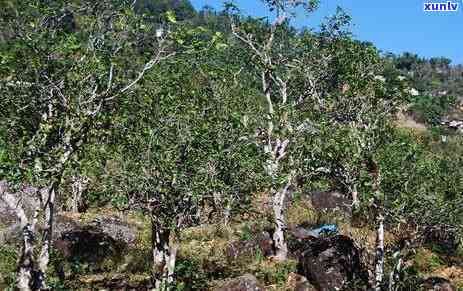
top-left (190, 0), bottom-right (463, 64)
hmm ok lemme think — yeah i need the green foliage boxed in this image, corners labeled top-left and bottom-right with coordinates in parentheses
top-left (0, 246), bottom-right (16, 287)
top-left (174, 258), bottom-right (209, 290)
top-left (1, 0), bottom-right (463, 289)
top-left (413, 248), bottom-right (445, 274)
top-left (378, 128), bottom-right (463, 237)
top-left (409, 94), bottom-right (456, 125)
top-left (0, 0), bottom-right (175, 190)
top-left (134, 0), bottom-right (197, 21)
top-left (239, 224), bottom-right (253, 242)
top-left (390, 52), bottom-right (463, 104)
top-left (255, 260), bottom-right (298, 287)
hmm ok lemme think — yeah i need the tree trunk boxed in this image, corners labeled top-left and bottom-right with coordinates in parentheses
top-left (374, 214), bottom-right (385, 291)
top-left (388, 250), bottom-right (403, 291)
top-left (16, 223), bottom-right (37, 291)
top-left (351, 184), bottom-right (359, 210)
top-left (0, 184), bottom-right (53, 290)
top-left (151, 216), bottom-right (177, 290)
top-left (166, 243), bottom-right (178, 286)
top-left (70, 176), bottom-right (87, 213)
top-left (35, 185), bottom-right (55, 290)
top-left (272, 182), bottom-right (290, 261)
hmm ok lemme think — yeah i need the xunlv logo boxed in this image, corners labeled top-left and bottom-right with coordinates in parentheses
top-left (424, 1), bottom-right (459, 11)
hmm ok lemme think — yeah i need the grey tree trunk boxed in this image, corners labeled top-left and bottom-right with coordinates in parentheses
top-left (388, 250), bottom-right (403, 291)
top-left (151, 217), bottom-right (177, 290)
top-left (272, 182), bottom-right (291, 261)
top-left (69, 176), bottom-right (88, 213)
top-left (166, 243), bottom-right (178, 286)
top-left (265, 139), bottom-right (291, 262)
top-left (374, 214), bottom-right (385, 291)
top-left (351, 184), bottom-right (359, 210)
top-left (36, 185), bottom-right (56, 290)
top-left (1, 182), bottom-right (50, 291)
top-left (16, 223), bottom-right (37, 291)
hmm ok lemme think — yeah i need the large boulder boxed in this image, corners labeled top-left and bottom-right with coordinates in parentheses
top-left (55, 227), bottom-right (127, 264)
top-left (423, 226), bottom-right (459, 254)
top-left (53, 213), bottom-right (138, 261)
top-left (214, 274), bottom-right (266, 291)
top-left (51, 212), bottom-right (140, 280)
top-left (288, 224), bottom-right (339, 260)
top-left (298, 235), bottom-right (368, 291)
top-left (421, 277), bottom-right (456, 291)
top-left (309, 190), bottom-right (351, 215)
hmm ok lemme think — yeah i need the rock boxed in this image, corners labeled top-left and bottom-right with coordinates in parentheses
top-left (290, 226), bottom-right (319, 241)
top-left (309, 190), bottom-right (351, 215)
top-left (75, 274), bottom-right (152, 290)
top-left (214, 274), bottom-right (265, 291)
top-left (0, 181), bottom-right (135, 245)
top-left (53, 213), bottom-right (138, 259)
top-left (286, 273), bottom-right (317, 291)
top-left (449, 120), bottom-right (463, 128)
top-left (53, 213), bottom-right (83, 239)
top-left (290, 224), bottom-right (338, 241)
top-left (294, 282), bottom-right (317, 291)
top-left (55, 212), bottom-right (137, 246)
top-left (421, 277), bottom-right (456, 291)
top-left (55, 228), bottom-right (126, 262)
top-left (409, 88), bottom-right (420, 96)
top-left (256, 231), bottom-right (274, 257)
top-left (89, 215), bottom-right (137, 247)
top-left (226, 231), bottom-right (274, 260)
top-left (424, 225), bottom-right (459, 254)
top-left (0, 181), bottom-right (42, 244)
top-left (298, 235), bottom-right (368, 291)
top-left (51, 213), bottom-right (139, 278)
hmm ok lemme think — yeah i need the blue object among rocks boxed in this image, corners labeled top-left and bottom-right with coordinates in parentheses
top-left (294, 224), bottom-right (338, 239)
top-left (310, 224), bottom-right (338, 237)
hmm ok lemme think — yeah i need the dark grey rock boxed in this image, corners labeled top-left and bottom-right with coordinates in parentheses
top-left (424, 225), bottom-right (459, 254)
top-left (214, 274), bottom-right (265, 291)
top-left (310, 190), bottom-right (352, 215)
top-left (422, 277), bottom-right (456, 291)
top-left (298, 235), bottom-right (368, 291)
top-left (53, 213), bottom-right (138, 265)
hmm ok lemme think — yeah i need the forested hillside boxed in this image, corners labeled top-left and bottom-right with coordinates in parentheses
top-left (385, 53), bottom-right (463, 128)
top-left (0, 1), bottom-right (462, 290)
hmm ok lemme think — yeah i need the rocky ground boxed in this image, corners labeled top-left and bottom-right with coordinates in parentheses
top-left (1, 189), bottom-right (462, 290)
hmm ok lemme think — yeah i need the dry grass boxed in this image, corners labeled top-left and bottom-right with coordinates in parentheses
top-left (395, 111), bottom-right (428, 133)
top-left (432, 266), bottom-right (463, 289)
top-left (286, 200), bottom-right (318, 227)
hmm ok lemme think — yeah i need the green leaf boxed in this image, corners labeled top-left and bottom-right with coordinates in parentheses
top-left (166, 10), bottom-right (177, 23)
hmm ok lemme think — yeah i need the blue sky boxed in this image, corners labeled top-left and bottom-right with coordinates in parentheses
top-left (190, 0), bottom-right (463, 64)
